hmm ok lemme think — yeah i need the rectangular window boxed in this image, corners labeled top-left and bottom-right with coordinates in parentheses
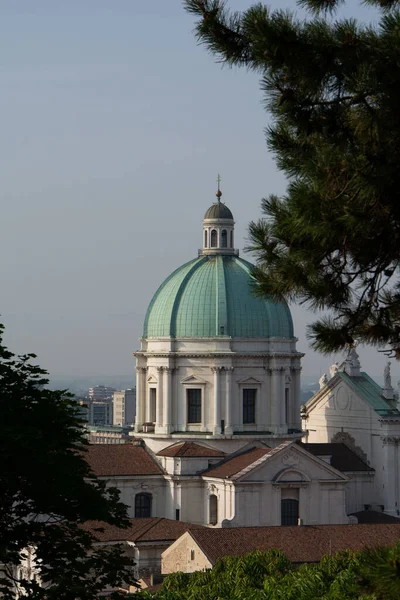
top-left (149, 388), bottom-right (157, 423)
top-left (187, 388), bottom-right (202, 423)
top-left (243, 388), bottom-right (256, 424)
top-left (281, 498), bottom-right (299, 526)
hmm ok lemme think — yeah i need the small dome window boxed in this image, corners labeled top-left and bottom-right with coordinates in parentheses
top-left (210, 230), bottom-right (217, 248)
top-left (221, 230), bottom-right (227, 248)
top-left (230, 231), bottom-right (233, 247)
top-left (204, 230), bottom-right (208, 248)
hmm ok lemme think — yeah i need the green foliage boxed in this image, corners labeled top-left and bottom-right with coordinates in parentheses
top-left (0, 323), bottom-right (136, 599)
top-left (184, 0), bottom-right (400, 357)
top-left (139, 546), bottom-right (400, 599)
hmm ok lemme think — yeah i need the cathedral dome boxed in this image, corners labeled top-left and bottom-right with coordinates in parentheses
top-left (143, 254), bottom-right (294, 339)
top-left (204, 202), bottom-right (234, 220)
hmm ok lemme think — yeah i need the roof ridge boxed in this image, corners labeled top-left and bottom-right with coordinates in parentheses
top-left (187, 529), bottom-right (215, 563)
top-left (231, 441), bottom-right (292, 481)
top-left (134, 517), bottom-right (163, 541)
top-left (142, 443), bottom-right (168, 473)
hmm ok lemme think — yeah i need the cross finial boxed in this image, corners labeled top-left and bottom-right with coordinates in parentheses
top-left (216, 173), bottom-right (222, 202)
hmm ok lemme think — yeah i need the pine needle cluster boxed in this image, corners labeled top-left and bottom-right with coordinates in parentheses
top-left (185, 0), bottom-right (400, 356)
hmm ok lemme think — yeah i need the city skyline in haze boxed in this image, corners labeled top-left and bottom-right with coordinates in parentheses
top-left (1, 0), bottom-right (396, 381)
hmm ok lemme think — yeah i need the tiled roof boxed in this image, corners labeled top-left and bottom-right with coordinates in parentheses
top-left (203, 446), bottom-right (274, 479)
top-left (299, 443), bottom-right (374, 472)
top-left (84, 443), bottom-right (163, 477)
top-left (157, 442), bottom-right (225, 458)
top-left (188, 524), bottom-right (400, 565)
top-left (350, 510), bottom-right (400, 524)
top-left (82, 517), bottom-right (204, 544)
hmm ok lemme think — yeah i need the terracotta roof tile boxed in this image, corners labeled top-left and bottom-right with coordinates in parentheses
top-left (84, 443), bottom-right (163, 477)
top-left (157, 442), bottom-right (225, 458)
top-left (82, 517), bottom-right (204, 543)
top-left (203, 447), bottom-right (272, 479)
top-left (189, 524), bottom-right (400, 565)
top-left (299, 443), bottom-right (374, 472)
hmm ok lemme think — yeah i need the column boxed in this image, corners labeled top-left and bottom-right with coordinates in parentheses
top-left (225, 367), bottom-right (233, 434)
top-left (163, 367), bottom-right (173, 434)
top-left (134, 367), bottom-right (146, 432)
top-left (212, 367), bottom-right (221, 434)
top-left (156, 367), bottom-right (164, 431)
top-left (271, 367), bottom-right (281, 434)
top-left (292, 365), bottom-right (302, 430)
top-left (281, 373), bottom-right (289, 429)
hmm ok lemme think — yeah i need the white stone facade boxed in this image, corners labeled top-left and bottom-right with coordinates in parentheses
top-left (303, 361), bottom-right (400, 516)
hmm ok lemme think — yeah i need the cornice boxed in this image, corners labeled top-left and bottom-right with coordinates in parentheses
top-left (134, 352), bottom-right (304, 359)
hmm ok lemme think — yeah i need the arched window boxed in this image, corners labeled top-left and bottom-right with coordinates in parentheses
top-left (221, 230), bottom-right (227, 248)
top-left (281, 498), bottom-right (299, 526)
top-left (210, 229), bottom-right (217, 248)
top-left (135, 493), bottom-right (152, 518)
top-left (209, 494), bottom-right (218, 525)
top-left (204, 230), bottom-right (208, 248)
top-left (230, 231), bottom-right (233, 247)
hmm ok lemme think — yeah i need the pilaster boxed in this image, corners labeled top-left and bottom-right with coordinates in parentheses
top-left (162, 367), bottom-right (174, 434)
top-left (134, 367), bottom-right (147, 432)
top-left (211, 366), bottom-right (224, 434)
top-left (225, 367), bottom-right (234, 434)
top-left (156, 367), bottom-right (164, 430)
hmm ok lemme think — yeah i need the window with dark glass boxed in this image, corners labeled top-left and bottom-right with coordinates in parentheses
top-left (243, 388), bottom-right (256, 424)
top-left (204, 230), bottom-right (208, 247)
top-left (135, 493), bottom-right (152, 518)
top-left (230, 231), bottom-right (233, 247)
top-left (187, 388), bottom-right (202, 423)
top-left (221, 229), bottom-right (227, 248)
top-left (149, 387), bottom-right (156, 423)
top-left (210, 229), bottom-right (217, 248)
top-left (281, 498), bottom-right (299, 526)
top-left (209, 494), bottom-right (218, 525)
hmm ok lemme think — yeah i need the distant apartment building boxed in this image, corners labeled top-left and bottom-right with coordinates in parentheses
top-left (86, 425), bottom-right (134, 444)
top-left (88, 385), bottom-right (116, 401)
top-left (89, 401), bottom-right (112, 426)
top-left (113, 389), bottom-right (136, 426)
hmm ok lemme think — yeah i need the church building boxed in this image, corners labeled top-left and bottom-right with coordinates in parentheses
top-left (87, 189), bottom-right (379, 529)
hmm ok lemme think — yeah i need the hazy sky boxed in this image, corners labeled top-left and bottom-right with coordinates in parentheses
top-left (1, 0), bottom-right (395, 382)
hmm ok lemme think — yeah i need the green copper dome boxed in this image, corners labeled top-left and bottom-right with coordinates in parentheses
top-left (204, 203), bottom-right (234, 220)
top-left (143, 255), bottom-right (294, 339)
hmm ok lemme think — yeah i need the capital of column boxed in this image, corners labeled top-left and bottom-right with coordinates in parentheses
top-left (136, 367), bottom-right (147, 373)
top-left (290, 366), bottom-right (302, 372)
top-left (382, 436), bottom-right (400, 445)
top-left (211, 366), bottom-right (225, 373)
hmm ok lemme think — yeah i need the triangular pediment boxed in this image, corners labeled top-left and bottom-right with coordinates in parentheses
top-left (304, 371), bottom-right (393, 418)
top-left (180, 375), bottom-right (207, 384)
top-left (236, 377), bottom-right (262, 385)
top-left (231, 442), bottom-right (348, 483)
top-left (147, 375), bottom-right (158, 384)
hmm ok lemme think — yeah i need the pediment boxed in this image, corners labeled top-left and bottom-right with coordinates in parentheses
top-left (147, 375), bottom-right (158, 383)
top-left (181, 375), bottom-right (207, 384)
top-left (236, 377), bottom-right (262, 385)
top-left (234, 442), bottom-right (348, 483)
top-left (305, 376), bottom-right (372, 417)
